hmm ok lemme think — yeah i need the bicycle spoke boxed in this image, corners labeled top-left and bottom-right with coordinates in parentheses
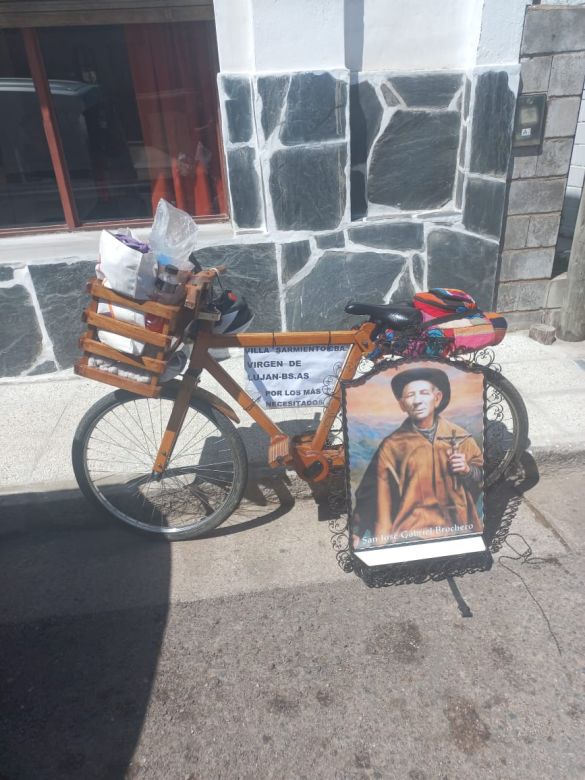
top-left (133, 400), bottom-right (156, 461)
top-left (79, 395), bottom-right (243, 536)
top-left (102, 412), bottom-right (153, 461)
top-left (172, 418), bottom-right (214, 461)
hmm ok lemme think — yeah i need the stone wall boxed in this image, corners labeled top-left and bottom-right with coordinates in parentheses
top-left (499, 4), bottom-right (585, 329)
top-left (214, 65), bottom-right (518, 332)
top-left (0, 261), bottom-right (94, 377)
top-left (0, 64), bottom-right (520, 378)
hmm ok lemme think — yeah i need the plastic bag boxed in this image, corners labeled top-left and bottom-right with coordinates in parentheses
top-left (98, 229), bottom-right (157, 300)
top-left (149, 198), bottom-right (198, 271)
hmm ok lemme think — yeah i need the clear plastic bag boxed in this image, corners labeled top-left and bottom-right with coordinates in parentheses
top-left (149, 198), bottom-right (198, 271)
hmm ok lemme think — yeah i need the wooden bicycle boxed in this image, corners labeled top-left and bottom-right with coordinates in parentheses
top-left (73, 266), bottom-right (528, 540)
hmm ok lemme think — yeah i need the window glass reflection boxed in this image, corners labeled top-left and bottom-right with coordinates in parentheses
top-left (0, 30), bottom-right (65, 229)
top-left (39, 23), bottom-right (225, 223)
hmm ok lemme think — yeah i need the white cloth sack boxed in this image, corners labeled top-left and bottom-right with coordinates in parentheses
top-left (97, 286), bottom-right (147, 356)
top-left (98, 229), bottom-right (156, 300)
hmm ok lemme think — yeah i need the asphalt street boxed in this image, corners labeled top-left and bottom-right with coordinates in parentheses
top-left (0, 460), bottom-right (584, 780)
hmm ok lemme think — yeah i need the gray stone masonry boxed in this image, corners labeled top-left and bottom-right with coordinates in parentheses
top-left (504, 213), bottom-right (561, 251)
top-left (549, 52), bottom-right (585, 98)
top-left (536, 138), bottom-right (573, 177)
top-left (508, 178), bottom-right (566, 215)
top-left (520, 56), bottom-right (551, 93)
top-left (504, 215), bottom-right (530, 250)
top-left (502, 310), bottom-right (549, 330)
top-left (512, 154), bottom-right (537, 180)
top-left (522, 6), bottom-right (585, 56)
top-left (500, 247), bottom-right (555, 282)
top-left (496, 274), bottom-right (567, 330)
top-left (545, 97), bottom-right (581, 138)
top-left (498, 279), bottom-right (549, 311)
top-left (513, 141), bottom-right (573, 179)
top-left (500, 5), bottom-right (585, 329)
top-left (527, 212), bottom-right (561, 248)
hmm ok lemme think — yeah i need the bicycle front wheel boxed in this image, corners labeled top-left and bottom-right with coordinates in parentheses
top-left (72, 388), bottom-right (248, 540)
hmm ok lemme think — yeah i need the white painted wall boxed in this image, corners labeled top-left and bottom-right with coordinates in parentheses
top-left (251, 0), bottom-right (345, 72)
top-left (213, 0), bottom-right (532, 74)
top-left (476, 0), bottom-right (531, 67)
top-left (359, 0), bottom-right (484, 72)
top-left (213, 0), bottom-right (254, 72)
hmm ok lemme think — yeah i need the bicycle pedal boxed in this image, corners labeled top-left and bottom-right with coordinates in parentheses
top-left (268, 434), bottom-right (292, 468)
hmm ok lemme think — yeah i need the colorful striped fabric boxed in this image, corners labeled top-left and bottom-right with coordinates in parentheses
top-left (413, 288), bottom-right (478, 318)
top-left (418, 311), bottom-right (508, 355)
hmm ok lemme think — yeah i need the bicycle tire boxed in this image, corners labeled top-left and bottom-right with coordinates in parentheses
top-left (72, 388), bottom-right (248, 540)
top-left (483, 369), bottom-right (529, 486)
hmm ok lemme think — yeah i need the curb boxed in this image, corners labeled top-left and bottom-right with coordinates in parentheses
top-left (1, 447), bottom-right (584, 508)
top-left (527, 445), bottom-right (585, 474)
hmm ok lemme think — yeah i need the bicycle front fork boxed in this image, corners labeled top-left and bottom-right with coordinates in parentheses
top-left (151, 372), bottom-right (200, 477)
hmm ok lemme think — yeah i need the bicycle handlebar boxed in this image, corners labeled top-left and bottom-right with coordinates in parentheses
top-left (184, 265), bottom-right (226, 309)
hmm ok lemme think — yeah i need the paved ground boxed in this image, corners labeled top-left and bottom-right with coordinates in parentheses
top-left (1, 457), bottom-right (584, 780)
top-left (1, 330), bottom-right (585, 778)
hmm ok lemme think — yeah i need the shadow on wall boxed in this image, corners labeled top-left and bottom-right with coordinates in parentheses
top-left (345, 0), bottom-right (366, 217)
top-left (0, 491), bottom-right (171, 778)
top-left (344, 0), bottom-right (365, 71)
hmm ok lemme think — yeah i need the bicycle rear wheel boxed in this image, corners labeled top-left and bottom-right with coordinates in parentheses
top-left (72, 388), bottom-right (248, 540)
top-left (484, 369), bottom-right (528, 486)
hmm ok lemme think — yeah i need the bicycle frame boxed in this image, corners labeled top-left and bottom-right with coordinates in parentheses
top-left (152, 317), bottom-right (378, 483)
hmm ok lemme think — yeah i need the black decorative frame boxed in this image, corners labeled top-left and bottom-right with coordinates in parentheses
top-left (327, 344), bottom-right (524, 587)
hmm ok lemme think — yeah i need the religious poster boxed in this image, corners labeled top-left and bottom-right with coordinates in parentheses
top-left (245, 345), bottom-right (348, 408)
top-left (343, 360), bottom-right (486, 566)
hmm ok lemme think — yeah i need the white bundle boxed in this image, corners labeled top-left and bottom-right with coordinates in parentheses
top-left (97, 282), bottom-right (146, 356)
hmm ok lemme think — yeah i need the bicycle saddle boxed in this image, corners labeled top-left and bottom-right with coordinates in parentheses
top-left (345, 301), bottom-right (423, 330)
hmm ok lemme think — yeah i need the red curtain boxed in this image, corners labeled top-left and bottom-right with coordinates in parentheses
top-left (125, 22), bottom-right (227, 217)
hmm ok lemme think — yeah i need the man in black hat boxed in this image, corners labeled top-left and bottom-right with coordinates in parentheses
top-left (352, 367), bottom-right (483, 548)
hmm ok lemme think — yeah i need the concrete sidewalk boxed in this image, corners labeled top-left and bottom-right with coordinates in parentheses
top-left (1, 331), bottom-right (585, 495)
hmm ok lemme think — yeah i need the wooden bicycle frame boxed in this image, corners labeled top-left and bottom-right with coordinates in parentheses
top-left (152, 316), bottom-right (379, 483)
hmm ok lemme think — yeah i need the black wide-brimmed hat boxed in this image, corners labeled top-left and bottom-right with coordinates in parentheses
top-left (391, 367), bottom-right (451, 413)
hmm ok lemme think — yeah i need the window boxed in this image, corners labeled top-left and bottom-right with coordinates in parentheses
top-left (0, 18), bottom-right (226, 231)
top-left (0, 29), bottom-right (65, 228)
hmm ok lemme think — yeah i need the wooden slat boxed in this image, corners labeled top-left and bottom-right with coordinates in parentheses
top-left (201, 331), bottom-right (360, 349)
top-left (85, 310), bottom-right (171, 348)
top-left (88, 279), bottom-right (183, 322)
top-left (80, 337), bottom-right (167, 374)
top-left (74, 363), bottom-right (161, 397)
top-left (150, 314), bottom-right (172, 388)
top-left (0, 1), bottom-right (213, 27)
top-left (22, 28), bottom-right (78, 229)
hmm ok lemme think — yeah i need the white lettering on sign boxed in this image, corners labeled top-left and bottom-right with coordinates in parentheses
top-left (244, 346), bottom-right (349, 408)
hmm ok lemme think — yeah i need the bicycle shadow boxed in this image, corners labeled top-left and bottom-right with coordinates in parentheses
top-left (197, 416), bottom-right (539, 592)
top-left (197, 416), bottom-right (324, 538)
top-left (0, 489), bottom-right (171, 779)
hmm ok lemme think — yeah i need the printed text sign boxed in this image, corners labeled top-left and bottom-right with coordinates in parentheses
top-left (244, 346), bottom-right (348, 408)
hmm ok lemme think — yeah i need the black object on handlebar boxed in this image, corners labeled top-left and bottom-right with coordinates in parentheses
top-left (188, 252), bottom-right (203, 273)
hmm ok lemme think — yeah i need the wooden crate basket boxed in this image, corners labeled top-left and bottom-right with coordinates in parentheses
top-left (74, 279), bottom-right (194, 398)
